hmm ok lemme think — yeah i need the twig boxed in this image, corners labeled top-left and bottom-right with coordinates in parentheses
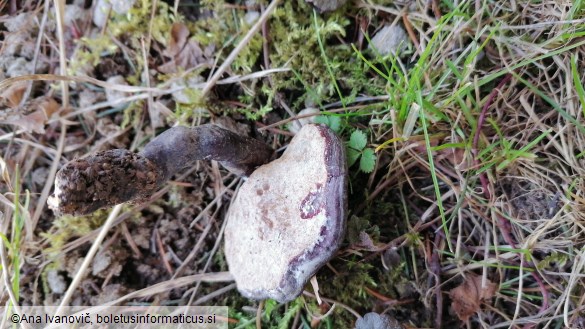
top-left (256, 300), bottom-right (264, 329)
top-left (302, 291), bottom-right (361, 319)
top-left (402, 13), bottom-right (421, 56)
top-left (31, 122), bottom-right (66, 231)
top-left (155, 228), bottom-right (173, 276)
top-left (0, 74), bottom-right (165, 93)
top-left (185, 205), bottom-right (231, 305)
top-left (94, 272), bottom-right (234, 307)
top-left (19, 0), bottom-right (49, 108)
top-left (431, 0), bottom-right (442, 19)
top-left (172, 221), bottom-right (213, 278)
top-left (120, 222), bottom-right (142, 258)
top-left (55, 204), bottom-right (123, 316)
top-left (53, 0), bottom-right (69, 109)
top-left (191, 283), bottom-right (236, 305)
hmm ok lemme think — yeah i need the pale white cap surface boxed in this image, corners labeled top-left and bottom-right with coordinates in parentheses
top-left (225, 124), bottom-right (347, 302)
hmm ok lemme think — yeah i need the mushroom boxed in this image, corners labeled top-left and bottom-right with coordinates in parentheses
top-left (48, 124), bottom-right (273, 216)
top-left (48, 122), bottom-right (348, 303)
top-left (224, 123), bottom-right (347, 302)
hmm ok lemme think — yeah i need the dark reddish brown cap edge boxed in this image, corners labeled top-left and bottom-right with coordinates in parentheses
top-left (275, 124), bottom-right (348, 302)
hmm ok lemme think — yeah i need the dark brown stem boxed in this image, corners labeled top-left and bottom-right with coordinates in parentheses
top-left (141, 125), bottom-right (274, 179)
top-left (48, 124), bottom-right (273, 216)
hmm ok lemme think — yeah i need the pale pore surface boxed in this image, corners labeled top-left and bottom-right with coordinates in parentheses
top-left (225, 125), bottom-right (328, 299)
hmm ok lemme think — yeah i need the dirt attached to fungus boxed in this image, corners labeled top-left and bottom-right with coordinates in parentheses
top-left (50, 150), bottom-right (162, 216)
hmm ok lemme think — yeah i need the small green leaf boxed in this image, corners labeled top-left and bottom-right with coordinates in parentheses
top-left (349, 130), bottom-right (367, 151)
top-left (359, 148), bottom-right (377, 173)
top-left (314, 115), bottom-right (342, 132)
top-left (329, 116), bottom-right (341, 132)
top-left (314, 115), bottom-right (329, 126)
top-left (347, 147), bottom-right (361, 167)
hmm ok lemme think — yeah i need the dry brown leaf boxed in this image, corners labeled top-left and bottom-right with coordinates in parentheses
top-left (159, 23), bottom-right (212, 73)
top-left (358, 231), bottom-right (377, 250)
top-left (2, 97), bottom-right (61, 133)
top-left (164, 23), bottom-right (190, 58)
top-left (37, 97), bottom-right (61, 117)
top-left (0, 81), bottom-right (27, 108)
top-left (449, 273), bottom-right (497, 322)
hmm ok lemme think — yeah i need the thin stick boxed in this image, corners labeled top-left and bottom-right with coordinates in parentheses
top-left (53, 0), bottom-right (69, 109)
top-left (55, 204), bottom-right (123, 316)
top-left (0, 74), bottom-right (164, 93)
top-left (191, 283), bottom-right (236, 305)
top-left (471, 74), bottom-right (512, 201)
top-left (31, 122), bottom-right (66, 231)
top-left (155, 228), bottom-right (173, 275)
top-left (97, 272), bottom-right (233, 307)
top-left (172, 221), bottom-right (213, 278)
top-left (256, 300), bottom-right (264, 329)
top-left (19, 0), bottom-right (50, 108)
top-left (201, 0), bottom-right (281, 97)
top-left (302, 291), bottom-right (361, 319)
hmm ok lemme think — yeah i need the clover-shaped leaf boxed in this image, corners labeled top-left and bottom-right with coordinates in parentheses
top-left (359, 148), bottom-right (376, 173)
top-left (347, 130), bottom-right (377, 173)
top-left (314, 115), bottom-right (341, 132)
top-left (349, 129), bottom-right (367, 151)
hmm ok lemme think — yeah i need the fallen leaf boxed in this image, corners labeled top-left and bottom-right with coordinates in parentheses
top-left (37, 97), bottom-right (61, 117)
top-left (1, 97), bottom-right (61, 133)
top-left (0, 81), bottom-right (27, 108)
top-left (164, 23), bottom-right (190, 58)
top-left (357, 231), bottom-right (377, 250)
top-left (158, 23), bottom-right (213, 73)
top-left (449, 273), bottom-right (497, 322)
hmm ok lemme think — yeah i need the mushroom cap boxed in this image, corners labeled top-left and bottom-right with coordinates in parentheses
top-left (224, 123), bottom-right (347, 302)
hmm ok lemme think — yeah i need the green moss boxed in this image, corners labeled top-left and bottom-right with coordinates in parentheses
top-left (109, 0), bottom-right (176, 47)
top-left (181, 0), bottom-right (388, 120)
top-left (71, 1), bottom-right (174, 73)
top-left (41, 210), bottom-right (108, 254)
top-left (120, 100), bottom-right (144, 129)
top-left (41, 205), bottom-right (142, 260)
top-left (69, 35), bottom-right (119, 74)
top-left (70, 0), bottom-right (389, 123)
top-left (268, 2), bottom-right (349, 100)
top-left (537, 251), bottom-right (569, 271)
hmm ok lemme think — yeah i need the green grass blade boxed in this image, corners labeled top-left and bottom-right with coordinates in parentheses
top-left (313, 10), bottom-right (345, 107)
